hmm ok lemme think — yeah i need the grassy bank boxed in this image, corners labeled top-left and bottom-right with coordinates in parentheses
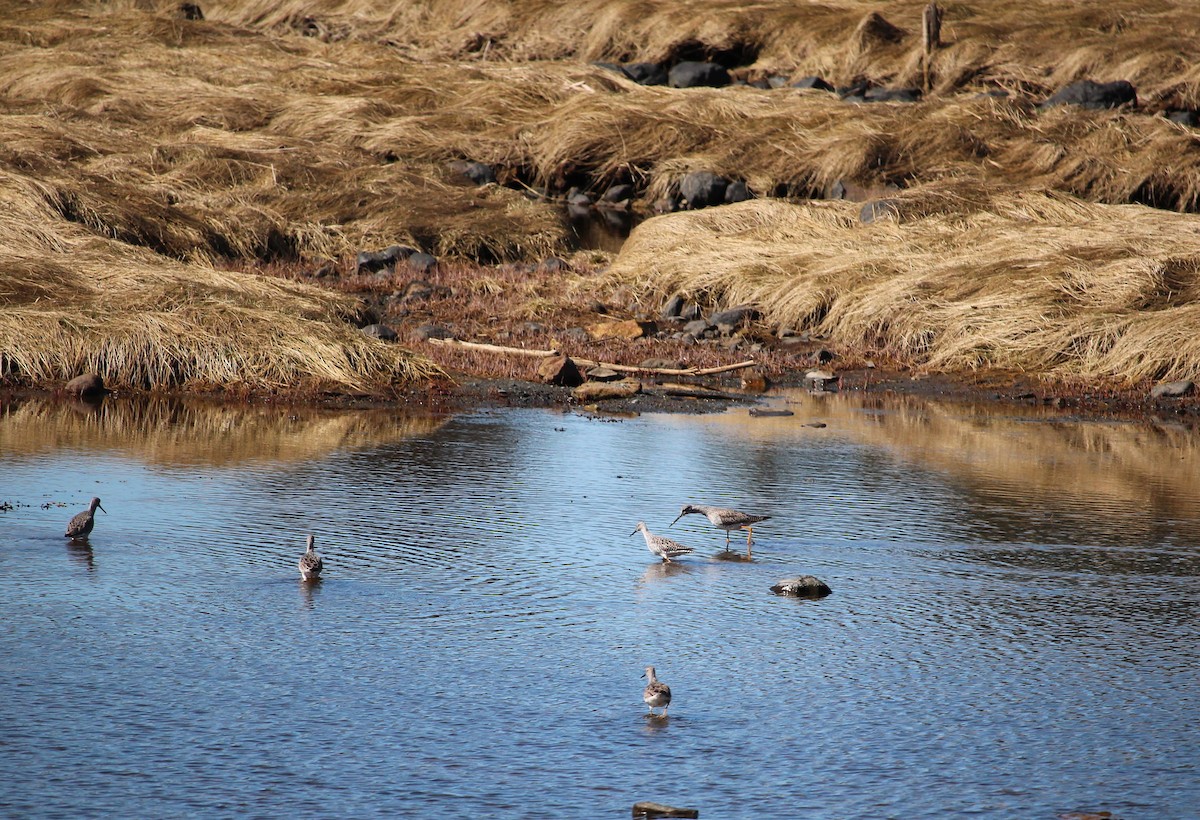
top-left (3, 1), bottom-right (1200, 395)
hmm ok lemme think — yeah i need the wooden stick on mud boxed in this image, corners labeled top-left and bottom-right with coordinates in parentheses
top-left (426, 337), bottom-right (757, 376)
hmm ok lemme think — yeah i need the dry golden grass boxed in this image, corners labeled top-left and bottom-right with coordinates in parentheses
top-left (605, 189), bottom-right (1200, 384)
top-left (6, 1), bottom-right (1200, 392)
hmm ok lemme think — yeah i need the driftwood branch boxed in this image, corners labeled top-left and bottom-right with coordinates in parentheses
top-left (426, 337), bottom-right (757, 377)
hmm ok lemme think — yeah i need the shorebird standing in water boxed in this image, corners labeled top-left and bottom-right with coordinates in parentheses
top-left (642, 666), bottom-right (672, 717)
top-left (630, 522), bottom-right (694, 563)
top-left (671, 504), bottom-right (770, 553)
top-left (65, 497), bottom-right (106, 539)
top-left (298, 534), bottom-right (324, 581)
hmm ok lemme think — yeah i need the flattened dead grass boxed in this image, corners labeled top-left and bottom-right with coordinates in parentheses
top-left (605, 189), bottom-right (1200, 384)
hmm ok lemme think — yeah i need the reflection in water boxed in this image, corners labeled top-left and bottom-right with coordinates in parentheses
top-left (1, 395), bottom-right (1198, 818)
top-left (298, 578), bottom-right (321, 610)
top-left (65, 540), bottom-right (94, 572)
top-left (0, 394), bottom-right (448, 466)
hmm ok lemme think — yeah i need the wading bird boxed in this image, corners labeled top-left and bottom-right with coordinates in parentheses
top-left (65, 497), bottom-right (106, 539)
top-left (642, 666), bottom-right (672, 717)
top-left (630, 522), bottom-right (694, 563)
top-left (671, 504), bottom-right (770, 553)
top-left (298, 533), bottom-right (324, 581)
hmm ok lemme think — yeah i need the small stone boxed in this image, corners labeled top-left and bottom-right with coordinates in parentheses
top-left (413, 323), bottom-right (453, 341)
top-left (537, 353), bottom-right (583, 387)
top-left (64, 373), bottom-right (107, 396)
top-left (661, 294), bottom-right (685, 319)
top-left (586, 366), bottom-right (622, 382)
top-left (588, 319), bottom-right (656, 341)
top-left (708, 305), bottom-right (759, 332)
top-left (360, 323), bottom-right (398, 341)
top-left (574, 378), bottom-right (641, 401)
top-left (405, 252), bottom-right (438, 275)
top-left (639, 358), bottom-right (685, 371)
top-left (632, 801), bottom-right (699, 818)
top-left (1150, 380), bottom-right (1195, 398)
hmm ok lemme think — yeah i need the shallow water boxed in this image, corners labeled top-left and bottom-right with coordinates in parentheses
top-left (2, 393), bottom-right (1198, 819)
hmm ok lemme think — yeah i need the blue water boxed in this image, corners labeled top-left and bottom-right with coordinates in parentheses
top-left (1, 395), bottom-right (1197, 819)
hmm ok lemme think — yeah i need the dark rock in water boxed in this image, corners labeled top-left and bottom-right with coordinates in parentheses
top-left (566, 188), bottom-right (593, 209)
top-left (448, 159), bottom-right (496, 186)
top-left (708, 305), bottom-right (759, 331)
top-left (669, 61), bottom-right (730, 89)
top-left (749, 408), bottom-right (793, 417)
top-left (601, 183), bottom-right (636, 204)
top-left (405, 252), bottom-right (438, 275)
top-left (176, 2), bottom-right (203, 19)
top-left (356, 244), bottom-right (416, 274)
top-left (632, 801), bottom-right (699, 818)
top-left (1041, 79), bottom-right (1137, 110)
top-left (1150, 380), bottom-right (1195, 398)
top-left (803, 421), bottom-right (828, 428)
top-left (680, 171), bottom-right (728, 209)
top-left (538, 256), bottom-right (570, 274)
top-left (624, 62), bottom-right (668, 86)
top-left (661, 294), bottom-right (685, 319)
top-left (413, 323), bottom-right (453, 341)
top-left (792, 75), bottom-right (834, 92)
top-left (537, 353), bottom-right (584, 387)
top-left (770, 576), bottom-right (832, 598)
top-left (1166, 109), bottom-right (1200, 127)
top-left (860, 199), bottom-right (900, 223)
top-left (864, 86), bottom-right (922, 103)
top-left (725, 179), bottom-right (752, 203)
top-left (65, 373), bottom-right (107, 397)
top-left (361, 323), bottom-right (398, 341)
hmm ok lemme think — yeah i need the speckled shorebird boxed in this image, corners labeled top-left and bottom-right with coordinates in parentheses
top-left (630, 522), bottom-right (694, 563)
top-left (298, 534), bottom-right (324, 581)
top-left (64, 497), bottom-right (106, 539)
top-left (671, 504), bottom-right (771, 550)
top-left (642, 666), bottom-right (672, 717)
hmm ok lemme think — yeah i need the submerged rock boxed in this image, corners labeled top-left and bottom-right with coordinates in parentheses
top-left (632, 801), bottom-right (699, 818)
top-left (770, 576), bottom-right (832, 598)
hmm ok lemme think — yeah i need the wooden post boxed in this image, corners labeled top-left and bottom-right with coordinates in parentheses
top-left (922, 2), bottom-right (943, 94)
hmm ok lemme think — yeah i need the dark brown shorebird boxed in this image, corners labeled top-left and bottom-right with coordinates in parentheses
top-left (642, 666), bottom-right (672, 717)
top-left (671, 504), bottom-right (770, 554)
top-left (64, 497), bottom-right (106, 539)
top-left (298, 533), bottom-right (324, 581)
top-left (630, 522), bottom-right (694, 563)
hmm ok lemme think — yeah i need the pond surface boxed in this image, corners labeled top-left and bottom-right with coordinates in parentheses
top-left (2, 392), bottom-right (1198, 819)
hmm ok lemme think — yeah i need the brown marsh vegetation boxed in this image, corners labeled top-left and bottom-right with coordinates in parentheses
top-left (3, 0), bottom-right (1200, 397)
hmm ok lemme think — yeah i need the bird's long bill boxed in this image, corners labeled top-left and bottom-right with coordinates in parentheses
top-left (629, 527), bottom-right (640, 537)
top-left (669, 512), bottom-right (684, 527)
top-left (98, 504), bottom-right (107, 514)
